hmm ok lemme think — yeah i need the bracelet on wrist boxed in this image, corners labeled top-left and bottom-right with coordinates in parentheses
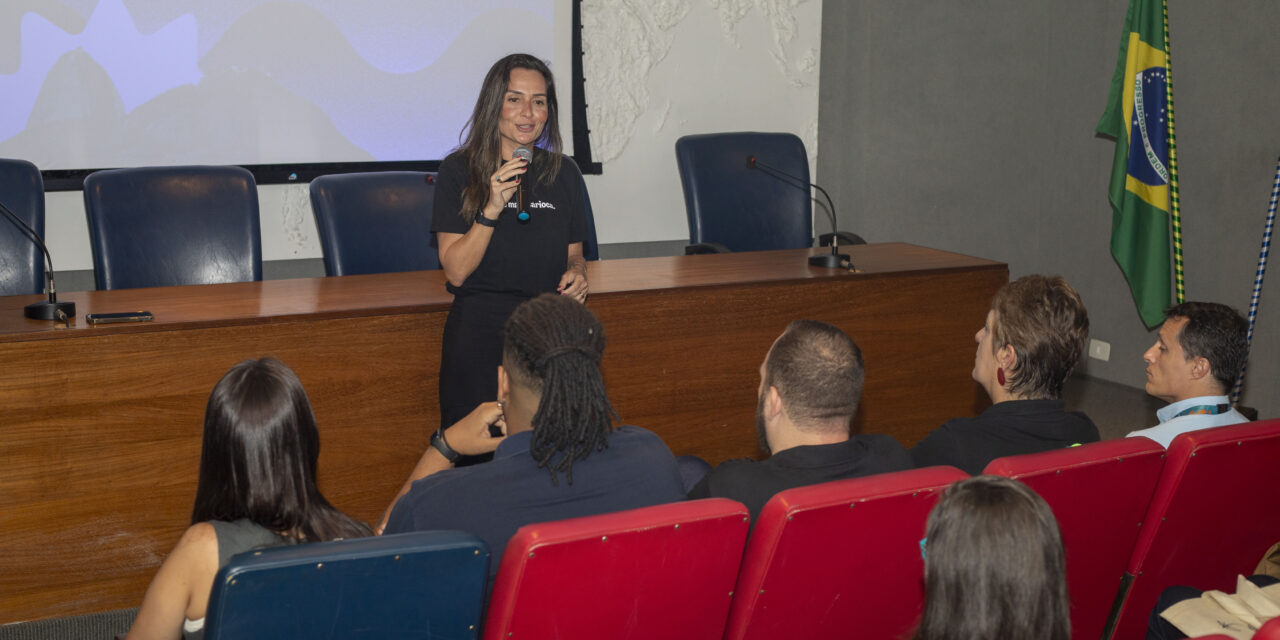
top-left (429, 429), bottom-right (461, 463)
top-left (474, 211), bottom-right (499, 228)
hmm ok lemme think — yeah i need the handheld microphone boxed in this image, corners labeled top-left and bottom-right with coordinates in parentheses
top-left (513, 147), bottom-right (532, 223)
top-left (746, 155), bottom-right (852, 270)
top-left (0, 199), bottom-right (75, 321)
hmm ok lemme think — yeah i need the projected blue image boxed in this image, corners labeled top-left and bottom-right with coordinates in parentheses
top-left (0, 0), bottom-right (555, 171)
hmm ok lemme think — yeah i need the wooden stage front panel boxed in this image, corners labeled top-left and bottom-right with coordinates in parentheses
top-left (0, 243), bottom-right (1005, 623)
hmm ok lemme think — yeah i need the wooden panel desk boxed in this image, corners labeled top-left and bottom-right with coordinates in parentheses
top-left (0, 243), bottom-right (1005, 623)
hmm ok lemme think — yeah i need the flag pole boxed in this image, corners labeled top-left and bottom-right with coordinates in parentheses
top-left (1231, 156), bottom-right (1279, 405)
top-left (1161, 0), bottom-right (1185, 304)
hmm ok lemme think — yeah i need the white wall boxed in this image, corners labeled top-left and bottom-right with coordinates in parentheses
top-left (41, 0), bottom-right (824, 271)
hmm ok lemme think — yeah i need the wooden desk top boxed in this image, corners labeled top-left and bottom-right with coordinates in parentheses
top-left (0, 243), bottom-right (1002, 341)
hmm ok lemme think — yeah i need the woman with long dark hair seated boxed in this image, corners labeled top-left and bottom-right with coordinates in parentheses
top-left (910, 274), bottom-right (1098, 475)
top-left (126, 358), bottom-right (369, 640)
top-left (379, 294), bottom-right (685, 572)
top-left (914, 475), bottom-right (1070, 640)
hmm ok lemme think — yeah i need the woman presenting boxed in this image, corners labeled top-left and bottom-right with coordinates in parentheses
top-left (433, 53), bottom-right (589, 431)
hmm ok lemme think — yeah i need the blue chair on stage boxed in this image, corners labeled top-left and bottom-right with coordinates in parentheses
top-left (204, 530), bottom-right (489, 640)
top-left (675, 132), bottom-right (864, 255)
top-left (83, 165), bottom-right (262, 290)
top-left (574, 168), bottom-right (601, 261)
top-left (0, 158), bottom-right (46, 296)
top-left (309, 171), bottom-right (440, 276)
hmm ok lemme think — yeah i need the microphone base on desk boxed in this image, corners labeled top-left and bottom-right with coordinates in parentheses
top-left (809, 253), bottom-right (851, 269)
top-left (25, 300), bottom-right (75, 321)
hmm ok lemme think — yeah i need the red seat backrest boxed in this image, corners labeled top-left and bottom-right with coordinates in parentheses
top-left (1110, 418), bottom-right (1280, 640)
top-left (985, 437), bottom-right (1166, 640)
top-left (723, 466), bottom-right (969, 640)
top-left (482, 498), bottom-right (750, 640)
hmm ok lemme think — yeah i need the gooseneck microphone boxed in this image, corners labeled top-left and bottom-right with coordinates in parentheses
top-left (0, 199), bottom-right (75, 321)
top-left (746, 155), bottom-right (852, 270)
top-left (513, 147), bottom-right (533, 223)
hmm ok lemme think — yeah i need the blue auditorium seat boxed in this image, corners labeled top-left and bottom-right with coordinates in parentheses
top-left (0, 158), bottom-right (46, 296)
top-left (574, 167), bottom-right (600, 261)
top-left (675, 132), bottom-right (863, 254)
top-left (309, 171), bottom-right (441, 276)
top-left (83, 165), bottom-right (262, 290)
top-left (204, 530), bottom-right (489, 640)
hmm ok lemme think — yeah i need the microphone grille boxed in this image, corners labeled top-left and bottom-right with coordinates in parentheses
top-left (513, 147), bottom-right (533, 163)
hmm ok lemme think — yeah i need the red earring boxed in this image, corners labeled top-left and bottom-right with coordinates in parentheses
top-left (997, 367), bottom-right (1006, 386)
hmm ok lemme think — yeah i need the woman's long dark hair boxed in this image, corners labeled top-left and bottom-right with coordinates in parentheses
top-left (503, 294), bottom-right (616, 485)
top-left (456, 53), bottom-right (564, 223)
top-left (191, 357), bottom-right (370, 541)
top-left (914, 476), bottom-right (1070, 640)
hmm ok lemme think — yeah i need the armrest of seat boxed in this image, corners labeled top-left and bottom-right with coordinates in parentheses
top-left (819, 232), bottom-right (867, 247)
top-left (685, 242), bottom-right (731, 255)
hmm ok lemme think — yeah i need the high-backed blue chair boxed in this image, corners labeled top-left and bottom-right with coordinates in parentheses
top-left (309, 171), bottom-right (441, 276)
top-left (83, 165), bottom-right (262, 290)
top-left (0, 158), bottom-right (46, 295)
top-left (575, 167), bottom-right (601, 261)
top-left (675, 132), bottom-right (863, 254)
top-left (204, 530), bottom-right (489, 640)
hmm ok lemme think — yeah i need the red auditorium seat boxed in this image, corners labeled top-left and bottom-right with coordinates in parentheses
top-left (482, 498), bottom-right (750, 640)
top-left (985, 437), bottom-right (1166, 640)
top-left (723, 466), bottom-right (969, 640)
top-left (1108, 418), bottom-right (1280, 640)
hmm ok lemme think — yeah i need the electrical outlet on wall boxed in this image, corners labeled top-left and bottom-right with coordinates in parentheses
top-left (1088, 339), bottom-right (1111, 362)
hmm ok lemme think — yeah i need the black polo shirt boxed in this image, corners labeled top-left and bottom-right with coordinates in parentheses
top-left (687, 434), bottom-right (913, 522)
top-left (431, 149), bottom-right (587, 297)
top-left (909, 399), bottom-right (1100, 476)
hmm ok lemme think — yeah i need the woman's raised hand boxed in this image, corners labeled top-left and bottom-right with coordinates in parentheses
top-left (485, 155), bottom-right (529, 217)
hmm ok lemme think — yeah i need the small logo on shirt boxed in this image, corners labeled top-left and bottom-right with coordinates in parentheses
top-left (506, 200), bottom-right (555, 210)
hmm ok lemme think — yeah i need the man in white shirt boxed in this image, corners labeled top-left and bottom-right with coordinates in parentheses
top-left (1127, 302), bottom-right (1250, 447)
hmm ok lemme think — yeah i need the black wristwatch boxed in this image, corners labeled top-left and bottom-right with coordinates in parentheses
top-left (474, 212), bottom-right (499, 228)
top-left (430, 429), bottom-right (461, 463)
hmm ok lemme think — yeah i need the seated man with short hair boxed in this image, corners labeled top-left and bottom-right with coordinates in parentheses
top-left (1127, 301), bottom-right (1250, 447)
top-left (687, 320), bottom-right (911, 521)
top-left (379, 294), bottom-right (686, 573)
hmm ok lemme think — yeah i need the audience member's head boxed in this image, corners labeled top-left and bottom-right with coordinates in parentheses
top-left (193, 357), bottom-right (369, 541)
top-left (915, 475), bottom-right (1069, 640)
top-left (502, 293), bottom-right (616, 483)
top-left (976, 275), bottom-right (1088, 401)
top-left (756, 320), bottom-right (864, 454)
top-left (1143, 302), bottom-right (1248, 403)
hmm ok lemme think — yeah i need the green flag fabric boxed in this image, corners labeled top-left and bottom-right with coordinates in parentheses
top-left (1097, 0), bottom-right (1173, 329)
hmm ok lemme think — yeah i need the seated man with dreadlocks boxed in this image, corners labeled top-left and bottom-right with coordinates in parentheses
top-left (379, 293), bottom-right (686, 574)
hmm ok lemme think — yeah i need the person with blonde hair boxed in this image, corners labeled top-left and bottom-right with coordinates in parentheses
top-left (911, 275), bottom-right (1098, 474)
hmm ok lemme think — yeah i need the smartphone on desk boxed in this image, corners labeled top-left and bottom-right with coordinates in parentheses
top-left (86, 311), bottom-right (154, 325)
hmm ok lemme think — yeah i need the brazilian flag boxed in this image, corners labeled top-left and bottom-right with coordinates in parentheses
top-left (1097, 0), bottom-right (1173, 329)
